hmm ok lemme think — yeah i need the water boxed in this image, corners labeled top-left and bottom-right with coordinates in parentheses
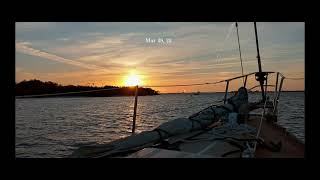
top-left (15, 92), bottom-right (304, 158)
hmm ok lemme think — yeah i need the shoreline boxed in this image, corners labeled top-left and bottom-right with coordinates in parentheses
top-left (15, 91), bottom-right (304, 98)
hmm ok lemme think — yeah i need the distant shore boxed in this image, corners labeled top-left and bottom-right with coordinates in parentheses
top-left (15, 79), bottom-right (159, 98)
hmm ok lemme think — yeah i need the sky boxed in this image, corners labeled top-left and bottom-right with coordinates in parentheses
top-left (15, 22), bottom-right (304, 93)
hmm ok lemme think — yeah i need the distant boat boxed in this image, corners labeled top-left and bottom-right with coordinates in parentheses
top-left (193, 91), bottom-right (200, 95)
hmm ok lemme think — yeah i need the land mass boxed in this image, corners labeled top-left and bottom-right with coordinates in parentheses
top-left (16, 79), bottom-right (159, 98)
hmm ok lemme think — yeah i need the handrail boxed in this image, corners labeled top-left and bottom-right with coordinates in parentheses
top-left (141, 80), bottom-right (225, 88)
top-left (142, 72), bottom-right (276, 88)
top-left (220, 71), bottom-right (286, 121)
top-left (248, 84), bottom-right (275, 91)
top-left (226, 72), bottom-right (256, 82)
top-left (273, 75), bottom-right (285, 114)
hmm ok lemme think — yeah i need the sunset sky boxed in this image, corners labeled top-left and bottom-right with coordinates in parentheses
top-left (15, 22), bottom-right (304, 93)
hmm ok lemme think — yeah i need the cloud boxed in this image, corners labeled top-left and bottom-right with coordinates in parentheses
top-left (16, 41), bottom-right (106, 70)
top-left (17, 23), bottom-right (244, 71)
top-left (15, 22), bottom-right (304, 91)
top-left (16, 22), bottom-right (54, 32)
top-left (57, 37), bottom-right (71, 41)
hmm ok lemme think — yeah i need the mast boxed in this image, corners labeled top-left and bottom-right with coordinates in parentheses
top-left (254, 22), bottom-right (266, 102)
top-left (254, 22), bottom-right (263, 73)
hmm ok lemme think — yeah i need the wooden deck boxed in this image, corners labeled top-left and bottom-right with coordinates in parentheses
top-left (247, 116), bottom-right (304, 158)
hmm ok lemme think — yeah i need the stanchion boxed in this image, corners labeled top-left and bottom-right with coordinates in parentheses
top-left (132, 85), bottom-right (138, 135)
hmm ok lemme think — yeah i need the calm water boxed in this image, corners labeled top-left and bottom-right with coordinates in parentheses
top-left (15, 92), bottom-right (305, 158)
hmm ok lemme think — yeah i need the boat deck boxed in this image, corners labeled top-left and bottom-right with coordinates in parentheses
top-left (126, 148), bottom-right (217, 158)
top-left (126, 114), bottom-right (304, 158)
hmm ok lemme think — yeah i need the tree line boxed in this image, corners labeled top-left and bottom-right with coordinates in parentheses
top-left (16, 79), bottom-right (159, 98)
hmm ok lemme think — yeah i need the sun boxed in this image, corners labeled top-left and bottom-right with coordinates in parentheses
top-left (124, 71), bottom-right (142, 86)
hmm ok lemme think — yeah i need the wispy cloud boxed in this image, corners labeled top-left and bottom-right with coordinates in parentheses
top-left (16, 41), bottom-right (105, 70)
top-left (57, 37), bottom-right (71, 41)
top-left (15, 22), bottom-right (305, 91)
top-left (15, 22), bottom-right (54, 32)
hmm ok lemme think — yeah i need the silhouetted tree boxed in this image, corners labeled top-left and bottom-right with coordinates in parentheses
top-left (16, 79), bottom-right (159, 98)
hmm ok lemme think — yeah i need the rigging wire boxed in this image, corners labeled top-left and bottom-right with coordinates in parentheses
top-left (141, 80), bottom-right (225, 88)
top-left (235, 22), bottom-right (245, 84)
top-left (145, 99), bottom-right (224, 116)
top-left (15, 80), bottom-right (227, 98)
top-left (253, 96), bottom-right (269, 153)
top-left (285, 77), bottom-right (304, 80)
top-left (16, 76), bottom-right (303, 98)
top-left (15, 87), bottom-right (121, 98)
top-left (15, 76), bottom-right (303, 98)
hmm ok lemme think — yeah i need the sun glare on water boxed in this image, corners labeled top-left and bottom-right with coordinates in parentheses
top-left (124, 71), bottom-right (142, 86)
